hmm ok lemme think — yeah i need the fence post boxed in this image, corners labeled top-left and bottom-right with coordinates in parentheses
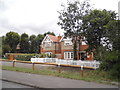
top-left (32, 62), bottom-right (35, 70)
top-left (12, 60), bottom-right (15, 68)
top-left (94, 60), bottom-right (96, 70)
top-left (58, 63), bottom-right (61, 73)
top-left (80, 65), bottom-right (84, 77)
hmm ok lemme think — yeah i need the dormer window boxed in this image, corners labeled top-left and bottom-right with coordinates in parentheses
top-left (64, 40), bottom-right (72, 46)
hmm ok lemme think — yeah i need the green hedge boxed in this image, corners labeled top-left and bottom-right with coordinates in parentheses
top-left (14, 54), bottom-right (40, 61)
top-left (4, 53), bottom-right (56, 61)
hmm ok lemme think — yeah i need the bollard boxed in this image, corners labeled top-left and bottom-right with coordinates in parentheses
top-left (80, 65), bottom-right (84, 77)
top-left (12, 60), bottom-right (15, 68)
top-left (58, 63), bottom-right (61, 73)
top-left (32, 63), bottom-right (35, 70)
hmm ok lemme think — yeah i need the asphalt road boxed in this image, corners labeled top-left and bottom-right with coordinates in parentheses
top-left (2, 80), bottom-right (32, 88)
top-left (2, 70), bottom-right (118, 88)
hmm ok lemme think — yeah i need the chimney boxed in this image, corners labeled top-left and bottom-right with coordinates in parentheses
top-left (58, 35), bottom-right (62, 41)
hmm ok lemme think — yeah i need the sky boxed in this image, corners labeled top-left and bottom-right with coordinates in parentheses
top-left (0, 0), bottom-right (120, 36)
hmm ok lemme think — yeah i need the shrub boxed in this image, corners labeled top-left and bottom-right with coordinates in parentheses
top-left (51, 54), bottom-right (56, 58)
top-left (108, 63), bottom-right (120, 81)
top-left (99, 50), bottom-right (120, 81)
top-left (14, 54), bottom-right (41, 61)
top-left (40, 54), bottom-right (46, 58)
top-left (15, 54), bottom-right (35, 61)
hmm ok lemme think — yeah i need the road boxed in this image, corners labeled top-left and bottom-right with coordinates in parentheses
top-left (2, 80), bottom-right (33, 88)
top-left (2, 70), bottom-right (118, 88)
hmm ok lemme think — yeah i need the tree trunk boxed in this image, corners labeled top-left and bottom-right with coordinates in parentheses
top-left (73, 38), bottom-right (77, 60)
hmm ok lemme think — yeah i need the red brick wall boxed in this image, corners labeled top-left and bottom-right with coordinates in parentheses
top-left (80, 45), bottom-right (89, 51)
top-left (40, 43), bottom-right (94, 60)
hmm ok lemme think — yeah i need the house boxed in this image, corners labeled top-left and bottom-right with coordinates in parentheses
top-left (40, 34), bottom-right (94, 60)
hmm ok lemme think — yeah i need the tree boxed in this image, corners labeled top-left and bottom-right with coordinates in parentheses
top-left (20, 33), bottom-right (29, 53)
top-left (5, 31), bottom-right (20, 53)
top-left (36, 34), bottom-right (44, 53)
top-left (58, 0), bottom-right (91, 60)
top-left (2, 36), bottom-right (12, 55)
top-left (29, 35), bottom-right (36, 53)
top-left (82, 9), bottom-right (117, 51)
top-left (83, 9), bottom-right (119, 80)
top-left (44, 31), bottom-right (55, 36)
top-left (105, 20), bottom-right (120, 51)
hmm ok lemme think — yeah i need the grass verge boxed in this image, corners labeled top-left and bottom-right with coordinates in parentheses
top-left (1, 65), bottom-right (118, 85)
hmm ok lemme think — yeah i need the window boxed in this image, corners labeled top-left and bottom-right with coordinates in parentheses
top-left (71, 53), bottom-right (73, 58)
top-left (45, 42), bottom-right (51, 47)
top-left (64, 40), bottom-right (72, 46)
top-left (64, 52), bottom-right (73, 59)
top-left (68, 52), bottom-right (70, 58)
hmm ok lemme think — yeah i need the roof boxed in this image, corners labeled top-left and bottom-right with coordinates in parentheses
top-left (47, 34), bottom-right (59, 42)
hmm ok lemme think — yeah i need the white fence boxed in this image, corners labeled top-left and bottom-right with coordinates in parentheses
top-left (31, 58), bottom-right (100, 69)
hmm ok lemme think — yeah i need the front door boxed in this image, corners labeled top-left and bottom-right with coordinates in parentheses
top-left (81, 52), bottom-right (85, 60)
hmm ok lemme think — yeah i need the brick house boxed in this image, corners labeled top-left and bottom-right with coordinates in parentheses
top-left (40, 34), bottom-right (94, 60)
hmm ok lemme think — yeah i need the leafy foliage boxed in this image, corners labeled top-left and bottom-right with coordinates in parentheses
top-left (20, 33), bottom-right (29, 53)
top-left (83, 9), bottom-right (117, 51)
top-left (15, 54), bottom-right (37, 61)
top-left (5, 31), bottom-right (20, 53)
top-left (58, 0), bottom-right (92, 60)
top-left (44, 31), bottom-right (55, 36)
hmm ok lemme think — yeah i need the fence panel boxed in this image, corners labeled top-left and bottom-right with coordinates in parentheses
top-left (31, 58), bottom-right (100, 68)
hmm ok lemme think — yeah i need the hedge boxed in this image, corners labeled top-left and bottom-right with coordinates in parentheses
top-left (14, 54), bottom-right (41, 61)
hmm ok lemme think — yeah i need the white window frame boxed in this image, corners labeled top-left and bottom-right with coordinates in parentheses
top-left (64, 40), bottom-right (72, 46)
top-left (64, 52), bottom-right (73, 59)
top-left (44, 42), bottom-right (51, 47)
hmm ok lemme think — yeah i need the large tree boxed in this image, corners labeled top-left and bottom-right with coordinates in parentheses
top-left (83, 9), bottom-right (119, 79)
top-left (105, 20), bottom-right (120, 51)
top-left (82, 9), bottom-right (117, 51)
top-left (58, 0), bottom-right (91, 60)
top-left (36, 34), bottom-right (44, 53)
top-left (29, 35), bottom-right (36, 53)
top-left (20, 33), bottom-right (29, 53)
top-left (5, 31), bottom-right (20, 53)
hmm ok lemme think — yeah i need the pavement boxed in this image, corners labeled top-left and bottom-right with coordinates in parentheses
top-left (2, 70), bottom-right (118, 89)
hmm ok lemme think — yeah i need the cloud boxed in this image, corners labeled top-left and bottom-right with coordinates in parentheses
top-left (0, 0), bottom-right (119, 37)
top-left (0, 0), bottom-right (66, 36)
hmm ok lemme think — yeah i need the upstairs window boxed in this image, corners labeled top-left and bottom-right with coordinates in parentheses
top-left (64, 40), bottom-right (72, 46)
top-left (44, 42), bottom-right (51, 47)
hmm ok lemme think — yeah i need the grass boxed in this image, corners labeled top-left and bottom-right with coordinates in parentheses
top-left (1, 65), bottom-right (118, 85)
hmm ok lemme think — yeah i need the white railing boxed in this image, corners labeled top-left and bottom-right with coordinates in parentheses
top-left (31, 58), bottom-right (100, 69)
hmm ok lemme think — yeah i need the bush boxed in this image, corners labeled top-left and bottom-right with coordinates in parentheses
top-left (14, 54), bottom-right (41, 61)
top-left (40, 54), bottom-right (46, 58)
top-left (99, 50), bottom-right (120, 81)
top-left (99, 51), bottom-right (119, 71)
top-left (15, 54), bottom-right (35, 61)
top-left (108, 63), bottom-right (120, 81)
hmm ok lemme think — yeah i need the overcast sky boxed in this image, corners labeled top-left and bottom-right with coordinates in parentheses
top-left (0, 0), bottom-right (119, 36)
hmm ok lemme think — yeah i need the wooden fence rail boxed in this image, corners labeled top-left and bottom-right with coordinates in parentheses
top-left (31, 58), bottom-right (100, 69)
top-left (0, 58), bottom-right (100, 70)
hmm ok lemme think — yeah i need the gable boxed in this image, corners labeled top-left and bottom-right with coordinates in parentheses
top-left (41, 35), bottom-right (53, 44)
top-left (60, 36), bottom-right (72, 42)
